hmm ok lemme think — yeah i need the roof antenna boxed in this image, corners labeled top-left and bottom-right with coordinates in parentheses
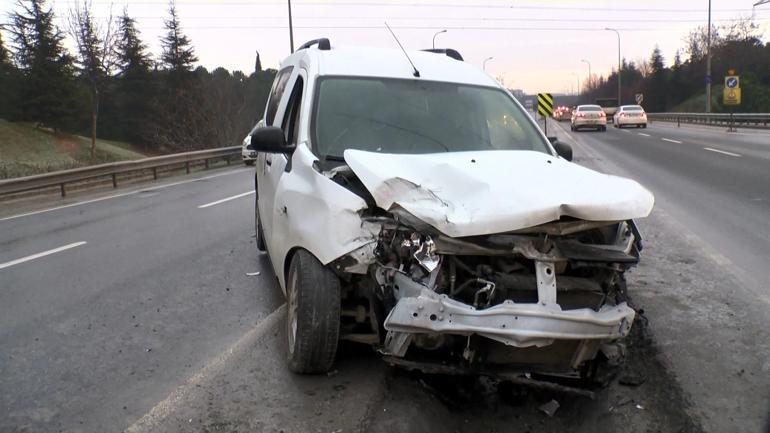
top-left (385, 22), bottom-right (420, 77)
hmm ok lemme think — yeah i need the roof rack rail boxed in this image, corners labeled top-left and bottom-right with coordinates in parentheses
top-left (422, 48), bottom-right (464, 61)
top-left (298, 38), bottom-right (331, 51)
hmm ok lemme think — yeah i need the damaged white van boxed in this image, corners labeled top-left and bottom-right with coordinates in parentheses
top-left (251, 39), bottom-right (654, 388)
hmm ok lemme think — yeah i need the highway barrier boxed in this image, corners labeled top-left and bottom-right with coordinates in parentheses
top-left (648, 112), bottom-right (770, 130)
top-left (0, 146), bottom-right (240, 198)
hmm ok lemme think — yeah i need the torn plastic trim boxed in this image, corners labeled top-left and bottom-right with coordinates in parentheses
top-left (383, 288), bottom-right (635, 350)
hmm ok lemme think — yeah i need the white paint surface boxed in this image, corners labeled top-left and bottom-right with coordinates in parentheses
top-left (704, 147), bottom-right (741, 157)
top-left (0, 242), bottom-right (87, 270)
top-left (198, 191), bottom-right (255, 209)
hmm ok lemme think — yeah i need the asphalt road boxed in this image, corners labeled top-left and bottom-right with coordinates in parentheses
top-left (1, 122), bottom-right (769, 432)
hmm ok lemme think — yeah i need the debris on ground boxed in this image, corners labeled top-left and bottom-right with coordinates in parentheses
top-left (619, 372), bottom-right (647, 387)
top-left (538, 399), bottom-right (560, 417)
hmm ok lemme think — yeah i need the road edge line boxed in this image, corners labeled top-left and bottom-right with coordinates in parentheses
top-left (124, 304), bottom-right (286, 433)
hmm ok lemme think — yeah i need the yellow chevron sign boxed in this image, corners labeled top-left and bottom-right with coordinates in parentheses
top-left (537, 93), bottom-right (554, 117)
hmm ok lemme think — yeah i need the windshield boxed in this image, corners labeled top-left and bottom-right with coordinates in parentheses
top-left (312, 77), bottom-right (549, 158)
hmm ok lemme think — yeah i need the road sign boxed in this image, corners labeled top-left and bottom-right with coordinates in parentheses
top-left (537, 93), bottom-right (553, 117)
top-left (724, 74), bottom-right (741, 106)
top-left (635, 93), bottom-right (644, 104)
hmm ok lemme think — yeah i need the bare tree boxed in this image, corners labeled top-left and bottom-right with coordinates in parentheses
top-left (67, 0), bottom-right (118, 159)
top-left (635, 57), bottom-right (651, 79)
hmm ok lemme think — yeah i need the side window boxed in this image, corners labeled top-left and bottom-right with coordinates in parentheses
top-left (281, 77), bottom-right (304, 145)
top-left (265, 67), bottom-right (294, 126)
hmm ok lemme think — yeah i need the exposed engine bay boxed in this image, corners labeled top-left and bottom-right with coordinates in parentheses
top-left (327, 159), bottom-right (646, 388)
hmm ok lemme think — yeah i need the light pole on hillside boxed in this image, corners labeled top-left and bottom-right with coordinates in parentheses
top-left (483, 56), bottom-right (494, 72)
top-left (432, 29), bottom-right (447, 49)
top-left (605, 28), bottom-right (622, 107)
top-left (581, 59), bottom-right (591, 102)
top-left (706, 0), bottom-right (712, 112)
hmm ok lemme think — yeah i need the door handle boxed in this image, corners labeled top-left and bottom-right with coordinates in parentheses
top-left (265, 155), bottom-right (272, 166)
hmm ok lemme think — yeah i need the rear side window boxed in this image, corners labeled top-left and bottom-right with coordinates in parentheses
top-left (265, 67), bottom-right (294, 126)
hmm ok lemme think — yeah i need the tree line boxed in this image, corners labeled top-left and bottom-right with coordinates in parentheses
top-left (582, 19), bottom-right (770, 113)
top-left (0, 0), bottom-right (275, 156)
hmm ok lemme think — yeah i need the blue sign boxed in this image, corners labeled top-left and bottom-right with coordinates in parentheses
top-left (726, 77), bottom-right (739, 88)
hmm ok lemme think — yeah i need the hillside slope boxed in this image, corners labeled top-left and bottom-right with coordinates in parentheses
top-left (0, 120), bottom-right (148, 179)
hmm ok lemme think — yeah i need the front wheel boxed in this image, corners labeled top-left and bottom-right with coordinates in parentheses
top-left (286, 250), bottom-right (341, 374)
top-left (244, 160), bottom-right (255, 166)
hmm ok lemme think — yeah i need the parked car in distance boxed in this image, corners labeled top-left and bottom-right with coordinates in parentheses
top-left (613, 105), bottom-right (648, 128)
top-left (571, 105), bottom-right (607, 131)
top-left (242, 135), bottom-right (256, 165)
top-left (242, 119), bottom-right (265, 165)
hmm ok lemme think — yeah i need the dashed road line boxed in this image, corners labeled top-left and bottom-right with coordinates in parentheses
top-left (0, 169), bottom-right (250, 222)
top-left (198, 191), bottom-right (255, 209)
top-left (638, 133), bottom-right (651, 137)
top-left (662, 138), bottom-right (683, 144)
top-left (703, 147), bottom-right (742, 157)
top-left (0, 242), bottom-right (87, 270)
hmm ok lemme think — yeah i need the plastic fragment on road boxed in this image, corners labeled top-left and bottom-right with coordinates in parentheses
top-left (539, 399), bottom-right (560, 417)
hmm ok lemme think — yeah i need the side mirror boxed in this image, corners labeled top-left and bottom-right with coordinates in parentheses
top-left (250, 126), bottom-right (294, 154)
top-left (552, 140), bottom-right (573, 161)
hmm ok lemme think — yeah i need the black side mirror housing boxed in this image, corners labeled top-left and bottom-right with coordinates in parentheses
top-left (552, 140), bottom-right (573, 161)
top-left (250, 126), bottom-right (294, 154)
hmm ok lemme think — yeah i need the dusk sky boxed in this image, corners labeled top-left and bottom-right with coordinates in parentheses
top-left (2, 0), bottom-right (769, 93)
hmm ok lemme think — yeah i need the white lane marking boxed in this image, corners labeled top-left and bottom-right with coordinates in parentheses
top-left (564, 131), bottom-right (575, 141)
top-left (0, 242), bottom-right (87, 270)
top-left (125, 304), bottom-right (286, 433)
top-left (621, 129), bottom-right (631, 133)
top-left (638, 133), bottom-right (651, 137)
top-left (0, 169), bottom-right (250, 222)
top-left (662, 138), bottom-right (683, 144)
top-left (703, 147), bottom-right (742, 157)
top-left (198, 191), bottom-right (255, 209)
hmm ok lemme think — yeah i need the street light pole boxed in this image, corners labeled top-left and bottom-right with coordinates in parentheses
top-left (432, 29), bottom-right (447, 49)
top-left (605, 28), bottom-right (621, 107)
top-left (581, 59), bottom-right (591, 101)
top-left (483, 56), bottom-right (494, 72)
top-left (706, 0), bottom-right (712, 112)
top-left (287, 0), bottom-right (295, 53)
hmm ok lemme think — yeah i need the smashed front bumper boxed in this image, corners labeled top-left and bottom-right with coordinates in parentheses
top-left (382, 287), bottom-right (634, 357)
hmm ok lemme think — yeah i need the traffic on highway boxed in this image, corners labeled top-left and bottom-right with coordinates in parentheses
top-left (1, 1), bottom-right (770, 433)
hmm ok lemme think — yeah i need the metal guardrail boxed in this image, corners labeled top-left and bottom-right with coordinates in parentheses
top-left (647, 112), bottom-right (770, 130)
top-left (0, 146), bottom-right (241, 197)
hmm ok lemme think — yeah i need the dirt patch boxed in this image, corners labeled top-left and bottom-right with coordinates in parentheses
top-left (54, 133), bottom-right (79, 153)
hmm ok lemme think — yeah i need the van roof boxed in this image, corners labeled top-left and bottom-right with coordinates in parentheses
top-left (283, 45), bottom-right (499, 88)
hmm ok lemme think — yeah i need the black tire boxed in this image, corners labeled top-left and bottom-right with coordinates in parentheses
top-left (244, 160), bottom-right (255, 166)
top-left (642, 124), bottom-right (647, 129)
top-left (286, 250), bottom-right (341, 374)
top-left (255, 190), bottom-right (266, 252)
top-left (601, 126), bottom-right (607, 132)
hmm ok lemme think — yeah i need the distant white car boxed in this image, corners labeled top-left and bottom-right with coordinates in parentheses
top-left (613, 105), bottom-right (648, 129)
top-left (570, 105), bottom-right (607, 132)
top-left (242, 135), bottom-right (256, 165)
top-left (242, 119), bottom-right (265, 165)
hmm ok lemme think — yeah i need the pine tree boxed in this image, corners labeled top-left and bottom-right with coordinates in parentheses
top-left (0, 31), bottom-right (18, 120)
top-left (8, 0), bottom-right (77, 129)
top-left (647, 46), bottom-right (669, 112)
top-left (0, 32), bottom-right (10, 65)
top-left (254, 51), bottom-right (262, 73)
top-left (116, 9), bottom-right (151, 78)
top-left (160, 1), bottom-right (197, 75)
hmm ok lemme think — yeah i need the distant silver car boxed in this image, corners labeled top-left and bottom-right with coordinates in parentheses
top-left (242, 119), bottom-right (265, 165)
top-left (613, 105), bottom-right (648, 129)
top-left (571, 105), bottom-right (607, 132)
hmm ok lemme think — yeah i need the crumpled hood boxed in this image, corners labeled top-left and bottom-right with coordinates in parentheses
top-left (343, 149), bottom-right (654, 237)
